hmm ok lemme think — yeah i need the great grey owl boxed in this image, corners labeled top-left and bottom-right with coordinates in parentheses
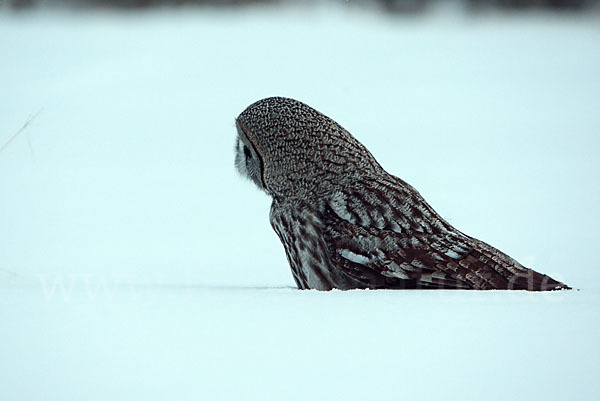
top-left (234, 97), bottom-right (569, 291)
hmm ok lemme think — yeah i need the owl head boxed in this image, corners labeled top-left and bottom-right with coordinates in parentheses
top-left (235, 97), bottom-right (382, 200)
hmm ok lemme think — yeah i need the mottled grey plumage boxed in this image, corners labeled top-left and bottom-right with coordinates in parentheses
top-left (235, 97), bottom-right (569, 291)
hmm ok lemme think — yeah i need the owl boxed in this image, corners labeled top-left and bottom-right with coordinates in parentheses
top-left (234, 97), bottom-right (569, 291)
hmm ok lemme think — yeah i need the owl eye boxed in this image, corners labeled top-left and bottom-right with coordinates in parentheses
top-left (244, 145), bottom-right (252, 159)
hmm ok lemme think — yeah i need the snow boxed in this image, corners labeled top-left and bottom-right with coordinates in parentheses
top-left (2, 284), bottom-right (598, 400)
top-left (1, 4), bottom-right (599, 401)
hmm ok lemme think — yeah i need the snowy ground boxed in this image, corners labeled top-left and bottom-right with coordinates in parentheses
top-left (1, 4), bottom-right (599, 401)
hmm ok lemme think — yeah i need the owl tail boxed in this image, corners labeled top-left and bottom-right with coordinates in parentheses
top-left (507, 268), bottom-right (571, 291)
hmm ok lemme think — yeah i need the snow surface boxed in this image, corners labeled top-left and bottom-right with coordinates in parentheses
top-left (1, 4), bottom-right (599, 401)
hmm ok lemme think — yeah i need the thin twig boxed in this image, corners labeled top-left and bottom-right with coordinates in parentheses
top-left (0, 108), bottom-right (43, 154)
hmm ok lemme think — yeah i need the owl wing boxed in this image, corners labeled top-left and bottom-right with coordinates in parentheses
top-left (321, 209), bottom-right (473, 289)
top-left (320, 177), bottom-right (566, 290)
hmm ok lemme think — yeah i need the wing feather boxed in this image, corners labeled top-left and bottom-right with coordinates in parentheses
top-left (321, 177), bottom-right (568, 290)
